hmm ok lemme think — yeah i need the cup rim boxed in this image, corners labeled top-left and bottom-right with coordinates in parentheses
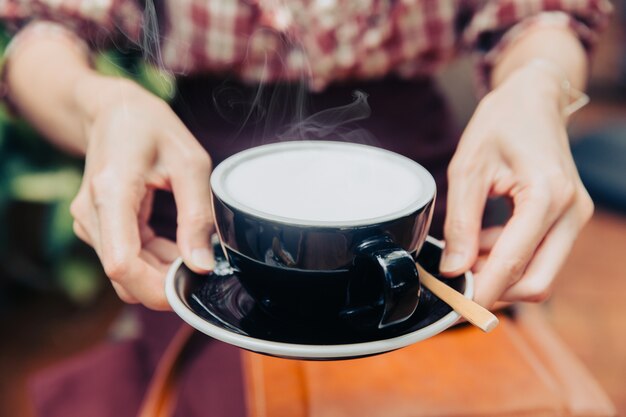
top-left (210, 141), bottom-right (437, 228)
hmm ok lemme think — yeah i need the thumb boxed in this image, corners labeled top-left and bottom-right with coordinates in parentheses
top-left (440, 164), bottom-right (488, 276)
top-left (170, 154), bottom-right (216, 273)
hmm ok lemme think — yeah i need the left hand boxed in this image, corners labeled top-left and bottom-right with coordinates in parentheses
top-left (439, 62), bottom-right (594, 308)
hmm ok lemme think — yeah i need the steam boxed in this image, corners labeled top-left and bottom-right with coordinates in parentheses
top-left (125, 1), bottom-right (378, 146)
top-left (276, 90), bottom-right (377, 144)
top-left (211, 78), bottom-right (378, 145)
top-left (211, 32), bottom-right (377, 145)
top-left (139, 0), bottom-right (165, 71)
top-left (109, 0), bottom-right (165, 71)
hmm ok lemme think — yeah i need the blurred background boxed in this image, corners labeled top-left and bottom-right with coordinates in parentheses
top-left (0, 2), bottom-right (625, 416)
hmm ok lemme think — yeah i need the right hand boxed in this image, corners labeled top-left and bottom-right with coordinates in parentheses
top-left (70, 77), bottom-right (215, 310)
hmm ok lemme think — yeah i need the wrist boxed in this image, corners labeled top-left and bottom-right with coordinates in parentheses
top-left (526, 58), bottom-right (589, 117)
top-left (73, 74), bottom-right (153, 144)
top-left (503, 61), bottom-right (562, 101)
top-left (496, 59), bottom-right (589, 119)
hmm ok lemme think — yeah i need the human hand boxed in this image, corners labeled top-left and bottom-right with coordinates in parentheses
top-left (440, 63), bottom-right (594, 308)
top-left (70, 77), bottom-right (214, 310)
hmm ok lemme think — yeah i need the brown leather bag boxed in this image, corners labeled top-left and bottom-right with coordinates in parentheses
top-left (138, 306), bottom-right (616, 417)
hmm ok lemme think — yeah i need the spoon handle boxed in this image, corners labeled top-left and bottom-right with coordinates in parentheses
top-left (416, 263), bottom-right (499, 333)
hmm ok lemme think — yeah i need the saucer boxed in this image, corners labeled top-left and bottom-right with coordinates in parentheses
top-left (165, 236), bottom-right (474, 360)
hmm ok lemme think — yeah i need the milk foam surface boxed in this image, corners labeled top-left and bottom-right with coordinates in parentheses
top-left (221, 146), bottom-right (424, 223)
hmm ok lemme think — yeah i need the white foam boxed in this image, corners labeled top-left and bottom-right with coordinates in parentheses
top-left (220, 144), bottom-right (426, 223)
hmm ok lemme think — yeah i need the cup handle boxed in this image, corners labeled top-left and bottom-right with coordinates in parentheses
top-left (355, 236), bottom-right (421, 329)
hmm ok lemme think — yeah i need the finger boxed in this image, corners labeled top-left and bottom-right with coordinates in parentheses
top-left (471, 256), bottom-right (488, 274)
top-left (109, 259), bottom-right (169, 310)
top-left (138, 188), bottom-right (155, 225)
top-left (72, 220), bottom-right (93, 246)
top-left (91, 170), bottom-right (144, 273)
top-left (167, 150), bottom-right (215, 273)
top-left (440, 158), bottom-right (490, 276)
top-left (114, 250), bottom-right (172, 310)
top-left (111, 282), bottom-right (140, 305)
top-left (72, 190), bottom-right (143, 306)
top-left (479, 226), bottom-right (504, 253)
top-left (70, 191), bottom-right (101, 248)
top-left (140, 246), bottom-right (167, 269)
top-left (91, 172), bottom-right (169, 310)
top-left (470, 227), bottom-right (503, 274)
top-left (471, 193), bottom-right (557, 308)
top-left (138, 226), bottom-right (180, 266)
top-left (144, 237), bottom-right (180, 264)
top-left (492, 301), bottom-right (513, 311)
top-left (501, 209), bottom-right (579, 302)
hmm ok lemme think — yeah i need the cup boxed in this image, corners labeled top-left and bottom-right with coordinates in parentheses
top-left (210, 141), bottom-right (436, 329)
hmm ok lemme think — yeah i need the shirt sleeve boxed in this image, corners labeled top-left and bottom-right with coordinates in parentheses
top-left (0, 0), bottom-right (144, 49)
top-left (460, 0), bottom-right (613, 92)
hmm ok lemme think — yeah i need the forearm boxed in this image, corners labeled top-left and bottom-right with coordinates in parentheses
top-left (5, 33), bottom-right (145, 155)
top-left (491, 26), bottom-right (587, 99)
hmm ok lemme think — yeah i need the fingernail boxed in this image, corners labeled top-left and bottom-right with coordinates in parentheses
top-left (191, 248), bottom-right (215, 271)
top-left (440, 251), bottom-right (466, 273)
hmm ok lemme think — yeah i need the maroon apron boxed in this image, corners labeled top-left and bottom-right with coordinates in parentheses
top-left (32, 76), bottom-right (460, 417)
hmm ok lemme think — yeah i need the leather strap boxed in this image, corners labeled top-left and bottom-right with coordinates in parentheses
top-left (136, 324), bottom-right (196, 417)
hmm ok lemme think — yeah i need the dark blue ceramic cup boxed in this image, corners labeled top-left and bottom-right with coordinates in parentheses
top-left (210, 141), bottom-right (436, 329)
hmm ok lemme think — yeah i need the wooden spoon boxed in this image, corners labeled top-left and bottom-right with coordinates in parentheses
top-left (416, 263), bottom-right (499, 333)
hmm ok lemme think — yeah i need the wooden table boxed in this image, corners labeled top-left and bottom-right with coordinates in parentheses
top-left (544, 209), bottom-right (626, 415)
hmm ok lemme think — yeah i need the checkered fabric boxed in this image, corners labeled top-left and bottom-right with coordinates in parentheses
top-left (0, 0), bottom-right (612, 91)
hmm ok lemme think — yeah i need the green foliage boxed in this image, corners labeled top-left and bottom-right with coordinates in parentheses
top-left (0, 115), bottom-right (98, 301)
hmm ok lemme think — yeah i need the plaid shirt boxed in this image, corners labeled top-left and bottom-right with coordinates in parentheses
top-left (0, 0), bottom-right (612, 91)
